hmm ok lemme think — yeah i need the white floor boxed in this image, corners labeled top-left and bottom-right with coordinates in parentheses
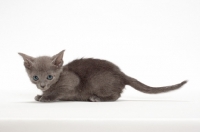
top-left (1, 97), bottom-right (200, 132)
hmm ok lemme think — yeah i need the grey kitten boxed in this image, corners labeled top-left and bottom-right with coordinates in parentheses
top-left (18, 50), bottom-right (187, 102)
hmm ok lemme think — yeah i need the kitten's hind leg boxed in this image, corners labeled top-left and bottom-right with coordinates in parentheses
top-left (89, 95), bottom-right (101, 102)
top-left (89, 94), bottom-right (120, 102)
top-left (99, 94), bottom-right (120, 102)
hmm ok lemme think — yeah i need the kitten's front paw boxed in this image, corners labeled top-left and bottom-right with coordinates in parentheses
top-left (35, 95), bottom-right (42, 101)
top-left (39, 96), bottom-right (52, 102)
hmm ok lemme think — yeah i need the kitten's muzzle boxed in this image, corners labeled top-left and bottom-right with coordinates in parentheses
top-left (40, 84), bottom-right (45, 88)
top-left (37, 83), bottom-right (48, 91)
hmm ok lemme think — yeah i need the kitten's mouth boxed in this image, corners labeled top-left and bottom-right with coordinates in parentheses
top-left (41, 87), bottom-right (49, 91)
top-left (37, 86), bottom-right (49, 91)
top-left (41, 88), bottom-right (47, 91)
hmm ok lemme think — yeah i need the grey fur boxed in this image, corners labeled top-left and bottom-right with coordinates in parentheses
top-left (18, 50), bottom-right (187, 102)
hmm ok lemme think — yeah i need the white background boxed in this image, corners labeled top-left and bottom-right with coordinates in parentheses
top-left (0, 0), bottom-right (200, 102)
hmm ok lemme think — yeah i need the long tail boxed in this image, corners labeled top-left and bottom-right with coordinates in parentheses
top-left (125, 75), bottom-right (187, 94)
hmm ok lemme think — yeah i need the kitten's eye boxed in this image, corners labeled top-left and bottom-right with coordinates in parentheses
top-left (47, 75), bottom-right (53, 80)
top-left (33, 76), bottom-right (39, 81)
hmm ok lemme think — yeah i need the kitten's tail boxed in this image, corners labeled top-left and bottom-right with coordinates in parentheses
top-left (124, 75), bottom-right (187, 94)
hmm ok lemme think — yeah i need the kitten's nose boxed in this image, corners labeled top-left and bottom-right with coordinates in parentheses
top-left (40, 84), bottom-right (45, 88)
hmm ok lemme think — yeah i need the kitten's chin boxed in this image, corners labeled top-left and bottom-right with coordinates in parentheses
top-left (41, 87), bottom-right (50, 91)
top-left (41, 89), bottom-right (47, 92)
top-left (37, 86), bottom-right (49, 92)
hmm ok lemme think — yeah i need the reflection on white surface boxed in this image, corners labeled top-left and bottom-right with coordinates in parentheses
top-left (1, 99), bottom-right (200, 119)
top-left (0, 99), bottom-right (200, 132)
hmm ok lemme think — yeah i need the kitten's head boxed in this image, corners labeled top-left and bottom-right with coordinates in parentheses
top-left (18, 50), bottom-right (65, 91)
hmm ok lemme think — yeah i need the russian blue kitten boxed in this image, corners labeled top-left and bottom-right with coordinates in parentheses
top-left (18, 50), bottom-right (187, 102)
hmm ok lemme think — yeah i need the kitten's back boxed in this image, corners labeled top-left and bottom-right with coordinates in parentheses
top-left (65, 58), bottom-right (123, 78)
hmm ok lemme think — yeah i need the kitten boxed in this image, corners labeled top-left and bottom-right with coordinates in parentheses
top-left (18, 50), bottom-right (187, 102)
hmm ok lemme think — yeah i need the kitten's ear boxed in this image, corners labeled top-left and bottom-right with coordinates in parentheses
top-left (52, 50), bottom-right (65, 68)
top-left (18, 53), bottom-right (34, 69)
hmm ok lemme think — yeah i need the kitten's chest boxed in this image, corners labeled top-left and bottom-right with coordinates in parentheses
top-left (50, 81), bottom-right (80, 100)
top-left (59, 90), bottom-right (78, 101)
top-left (54, 85), bottom-right (88, 101)
top-left (50, 71), bottom-right (89, 101)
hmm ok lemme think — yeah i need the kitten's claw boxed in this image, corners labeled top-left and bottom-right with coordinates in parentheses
top-left (89, 96), bottom-right (101, 102)
top-left (35, 95), bottom-right (42, 101)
